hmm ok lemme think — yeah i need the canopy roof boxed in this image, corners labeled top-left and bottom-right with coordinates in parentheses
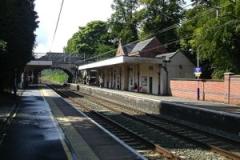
top-left (78, 56), bottom-right (163, 70)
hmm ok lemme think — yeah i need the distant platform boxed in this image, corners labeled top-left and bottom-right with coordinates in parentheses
top-left (69, 83), bottom-right (240, 138)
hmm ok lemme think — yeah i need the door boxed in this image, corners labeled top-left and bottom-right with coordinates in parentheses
top-left (149, 77), bottom-right (153, 94)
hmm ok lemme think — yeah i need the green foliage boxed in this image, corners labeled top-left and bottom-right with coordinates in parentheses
top-left (64, 20), bottom-right (115, 58)
top-left (109, 0), bottom-right (139, 44)
top-left (138, 0), bottom-right (184, 51)
top-left (190, 0), bottom-right (212, 6)
top-left (179, 0), bottom-right (240, 79)
top-left (64, 0), bottom-right (240, 80)
top-left (41, 69), bottom-right (68, 84)
top-left (0, 0), bottom-right (38, 67)
top-left (0, 0), bottom-right (38, 90)
top-left (109, 0), bottom-right (183, 48)
top-left (65, 0), bottom-right (184, 59)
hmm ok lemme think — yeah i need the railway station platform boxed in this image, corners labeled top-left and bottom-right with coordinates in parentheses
top-left (0, 93), bottom-right (19, 143)
top-left (0, 86), bottom-right (69, 160)
top-left (69, 84), bottom-right (240, 140)
top-left (41, 86), bottom-right (144, 160)
top-left (0, 85), bottom-right (143, 160)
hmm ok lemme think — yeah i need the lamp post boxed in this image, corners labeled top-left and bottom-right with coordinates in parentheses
top-left (197, 51), bottom-right (199, 69)
top-left (191, 49), bottom-right (201, 100)
top-left (197, 51), bottom-right (200, 100)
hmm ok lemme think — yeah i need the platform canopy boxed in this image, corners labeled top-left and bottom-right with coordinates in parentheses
top-left (78, 56), bottom-right (163, 70)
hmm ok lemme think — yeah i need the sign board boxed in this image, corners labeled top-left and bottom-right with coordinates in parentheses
top-left (194, 67), bottom-right (202, 73)
top-left (194, 67), bottom-right (202, 78)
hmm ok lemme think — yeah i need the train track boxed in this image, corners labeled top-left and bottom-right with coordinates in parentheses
top-left (68, 90), bottom-right (240, 160)
top-left (50, 86), bottom-right (172, 160)
top-left (50, 85), bottom-right (240, 160)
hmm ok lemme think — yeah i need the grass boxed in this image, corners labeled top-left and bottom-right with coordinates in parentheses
top-left (41, 69), bottom-right (68, 84)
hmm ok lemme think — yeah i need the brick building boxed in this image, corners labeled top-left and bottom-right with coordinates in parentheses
top-left (78, 37), bottom-right (195, 95)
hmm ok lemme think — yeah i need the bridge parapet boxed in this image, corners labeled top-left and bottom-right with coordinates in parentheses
top-left (24, 52), bottom-right (83, 84)
top-left (27, 60), bottom-right (52, 66)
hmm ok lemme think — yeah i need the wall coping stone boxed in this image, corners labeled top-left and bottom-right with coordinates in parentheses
top-left (171, 78), bottom-right (224, 82)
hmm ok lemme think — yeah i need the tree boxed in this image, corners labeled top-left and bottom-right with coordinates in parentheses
top-left (64, 20), bottom-right (115, 59)
top-left (0, 0), bottom-right (38, 91)
top-left (179, 0), bottom-right (240, 78)
top-left (109, 0), bottom-right (139, 44)
top-left (190, 0), bottom-right (212, 6)
top-left (138, 0), bottom-right (184, 51)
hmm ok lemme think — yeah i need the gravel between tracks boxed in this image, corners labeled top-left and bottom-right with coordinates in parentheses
top-left (70, 93), bottom-right (228, 160)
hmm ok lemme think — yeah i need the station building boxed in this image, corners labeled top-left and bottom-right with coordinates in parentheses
top-left (78, 37), bottom-right (195, 95)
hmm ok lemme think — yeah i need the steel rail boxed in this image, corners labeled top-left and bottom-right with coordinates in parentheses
top-left (68, 88), bottom-right (240, 160)
top-left (50, 85), bottom-right (182, 160)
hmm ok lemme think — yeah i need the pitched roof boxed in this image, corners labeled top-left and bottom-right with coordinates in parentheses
top-left (130, 37), bottom-right (155, 54)
top-left (121, 37), bottom-right (156, 55)
top-left (156, 51), bottom-right (177, 59)
top-left (115, 37), bottom-right (167, 57)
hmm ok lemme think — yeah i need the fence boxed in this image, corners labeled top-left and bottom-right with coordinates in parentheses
top-left (170, 73), bottom-right (240, 105)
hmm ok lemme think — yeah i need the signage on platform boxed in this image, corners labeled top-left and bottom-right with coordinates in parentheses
top-left (194, 67), bottom-right (202, 78)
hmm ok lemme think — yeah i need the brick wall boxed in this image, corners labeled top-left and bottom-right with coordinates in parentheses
top-left (203, 81), bottom-right (224, 102)
top-left (229, 75), bottom-right (240, 104)
top-left (170, 73), bottom-right (240, 105)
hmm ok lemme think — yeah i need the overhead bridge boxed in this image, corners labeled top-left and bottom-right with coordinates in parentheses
top-left (24, 52), bottom-right (83, 84)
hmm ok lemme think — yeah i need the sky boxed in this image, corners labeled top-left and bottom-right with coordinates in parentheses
top-left (34, 0), bottom-right (114, 54)
top-left (34, 0), bottom-right (191, 55)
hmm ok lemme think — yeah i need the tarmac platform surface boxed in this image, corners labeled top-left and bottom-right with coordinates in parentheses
top-left (0, 86), bottom-right (144, 160)
top-left (0, 87), bottom-right (69, 160)
top-left (0, 85), bottom-right (143, 160)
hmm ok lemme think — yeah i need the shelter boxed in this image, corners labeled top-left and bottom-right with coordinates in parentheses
top-left (78, 37), bottom-right (194, 95)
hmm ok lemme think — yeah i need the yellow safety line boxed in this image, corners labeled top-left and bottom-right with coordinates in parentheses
top-left (40, 89), bottom-right (72, 160)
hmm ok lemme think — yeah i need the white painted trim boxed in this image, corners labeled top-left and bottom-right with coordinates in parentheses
top-left (40, 89), bottom-right (75, 160)
top-left (78, 56), bottom-right (163, 70)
